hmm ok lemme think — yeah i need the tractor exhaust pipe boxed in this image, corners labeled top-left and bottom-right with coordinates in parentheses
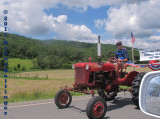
top-left (97, 36), bottom-right (101, 64)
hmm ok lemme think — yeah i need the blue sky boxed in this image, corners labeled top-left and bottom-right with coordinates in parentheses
top-left (0, 0), bottom-right (160, 49)
top-left (42, 5), bottom-right (111, 40)
top-left (45, 5), bottom-right (108, 27)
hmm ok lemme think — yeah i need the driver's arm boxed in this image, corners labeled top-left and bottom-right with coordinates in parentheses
top-left (120, 58), bottom-right (128, 62)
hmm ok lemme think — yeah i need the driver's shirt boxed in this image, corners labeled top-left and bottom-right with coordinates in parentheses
top-left (115, 48), bottom-right (129, 60)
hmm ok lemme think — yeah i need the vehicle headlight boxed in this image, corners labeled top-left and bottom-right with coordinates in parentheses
top-left (86, 64), bottom-right (90, 70)
top-left (72, 64), bottom-right (75, 69)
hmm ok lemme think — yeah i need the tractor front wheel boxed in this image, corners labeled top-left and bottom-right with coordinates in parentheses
top-left (54, 89), bottom-right (72, 108)
top-left (131, 72), bottom-right (146, 108)
top-left (86, 96), bottom-right (107, 119)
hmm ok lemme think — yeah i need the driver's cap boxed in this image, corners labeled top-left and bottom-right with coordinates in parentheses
top-left (116, 41), bottom-right (122, 46)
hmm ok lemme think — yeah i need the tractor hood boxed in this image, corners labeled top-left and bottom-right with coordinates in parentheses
top-left (73, 62), bottom-right (115, 71)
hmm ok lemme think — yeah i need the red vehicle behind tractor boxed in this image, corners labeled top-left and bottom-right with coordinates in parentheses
top-left (54, 36), bottom-right (158, 119)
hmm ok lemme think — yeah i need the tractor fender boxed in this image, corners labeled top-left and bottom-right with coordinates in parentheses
top-left (124, 71), bottom-right (139, 86)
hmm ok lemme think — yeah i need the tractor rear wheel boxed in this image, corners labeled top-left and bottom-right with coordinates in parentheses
top-left (86, 96), bottom-right (107, 119)
top-left (54, 89), bottom-right (72, 108)
top-left (98, 89), bottom-right (117, 101)
top-left (131, 72), bottom-right (146, 108)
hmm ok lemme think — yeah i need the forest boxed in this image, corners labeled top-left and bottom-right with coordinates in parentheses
top-left (0, 33), bottom-right (140, 69)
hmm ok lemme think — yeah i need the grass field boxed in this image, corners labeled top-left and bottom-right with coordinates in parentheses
top-left (7, 66), bottom-right (152, 79)
top-left (8, 58), bottom-right (34, 71)
top-left (0, 67), bottom-right (152, 103)
top-left (10, 69), bottom-right (75, 79)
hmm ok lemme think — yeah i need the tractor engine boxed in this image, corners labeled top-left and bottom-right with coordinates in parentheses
top-left (73, 62), bottom-right (116, 89)
top-left (89, 71), bottom-right (115, 88)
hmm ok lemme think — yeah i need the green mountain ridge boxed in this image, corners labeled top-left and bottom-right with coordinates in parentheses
top-left (0, 32), bottom-right (140, 69)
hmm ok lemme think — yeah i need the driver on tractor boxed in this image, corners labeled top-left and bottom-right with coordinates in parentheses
top-left (115, 41), bottom-right (129, 69)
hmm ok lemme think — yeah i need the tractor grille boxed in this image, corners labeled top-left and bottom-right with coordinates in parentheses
top-left (75, 67), bottom-right (86, 83)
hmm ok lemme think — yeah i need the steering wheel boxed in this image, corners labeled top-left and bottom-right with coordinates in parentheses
top-left (108, 57), bottom-right (118, 63)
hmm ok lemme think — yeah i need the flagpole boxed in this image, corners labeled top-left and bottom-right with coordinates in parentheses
top-left (132, 43), bottom-right (135, 71)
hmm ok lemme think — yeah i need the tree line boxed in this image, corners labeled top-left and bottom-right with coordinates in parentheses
top-left (0, 33), bottom-right (141, 70)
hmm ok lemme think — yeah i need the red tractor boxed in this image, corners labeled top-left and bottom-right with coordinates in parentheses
top-left (54, 36), bottom-right (158, 119)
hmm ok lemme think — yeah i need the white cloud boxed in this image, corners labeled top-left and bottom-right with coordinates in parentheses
top-left (0, 26), bottom-right (9, 32)
top-left (58, 0), bottom-right (148, 10)
top-left (105, 38), bottom-right (132, 47)
top-left (0, 0), bottom-right (150, 37)
top-left (148, 36), bottom-right (160, 42)
top-left (137, 0), bottom-right (160, 29)
top-left (105, 35), bottom-right (160, 49)
top-left (0, 0), bottom-right (98, 42)
top-left (0, 0), bottom-right (50, 35)
top-left (0, 27), bottom-right (4, 32)
top-left (134, 38), bottom-right (160, 49)
top-left (105, 0), bottom-right (160, 38)
top-left (94, 19), bottom-right (105, 30)
top-left (101, 0), bottom-right (160, 49)
top-left (43, 14), bottom-right (97, 42)
top-left (0, 0), bottom-right (159, 49)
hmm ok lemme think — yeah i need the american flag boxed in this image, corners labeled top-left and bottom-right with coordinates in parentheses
top-left (131, 32), bottom-right (135, 44)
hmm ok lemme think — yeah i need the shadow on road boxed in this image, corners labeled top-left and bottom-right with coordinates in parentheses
top-left (69, 105), bottom-right (111, 118)
top-left (69, 106), bottom-right (86, 113)
top-left (107, 97), bottom-right (134, 112)
top-left (66, 97), bottom-right (139, 119)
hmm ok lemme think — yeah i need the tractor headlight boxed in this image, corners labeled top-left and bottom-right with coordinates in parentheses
top-left (86, 64), bottom-right (89, 70)
top-left (72, 64), bottom-right (75, 69)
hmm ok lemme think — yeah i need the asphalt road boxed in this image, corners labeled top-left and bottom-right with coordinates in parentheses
top-left (0, 92), bottom-right (158, 119)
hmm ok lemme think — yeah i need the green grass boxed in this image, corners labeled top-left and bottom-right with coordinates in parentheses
top-left (119, 85), bottom-right (131, 90)
top-left (8, 58), bottom-right (34, 70)
top-left (0, 85), bottom-right (130, 104)
top-left (0, 66), bottom-right (144, 104)
top-left (2, 90), bottom-right (85, 103)
top-left (1, 68), bottom-right (60, 74)
top-left (5, 87), bottom-right (130, 104)
top-left (0, 57), bottom-right (74, 74)
top-left (1, 76), bottom-right (74, 81)
top-left (8, 90), bottom-right (54, 103)
top-left (2, 58), bottom-right (57, 73)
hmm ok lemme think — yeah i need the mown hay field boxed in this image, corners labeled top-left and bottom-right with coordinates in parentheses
top-left (0, 67), bottom-right (152, 103)
top-left (8, 66), bottom-right (152, 79)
